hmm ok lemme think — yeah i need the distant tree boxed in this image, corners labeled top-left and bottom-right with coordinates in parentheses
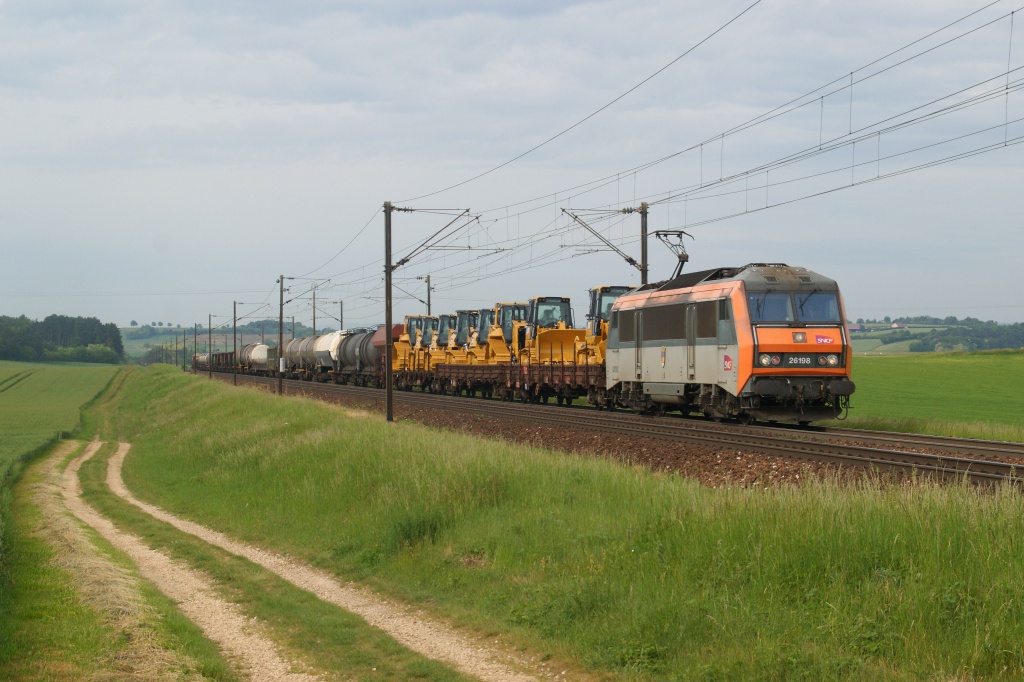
top-left (151, 321), bottom-right (156, 326)
top-left (157, 322), bottom-right (163, 327)
top-left (0, 314), bottom-right (123, 362)
top-left (130, 320), bottom-right (138, 327)
top-left (883, 316), bottom-right (892, 324)
top-left (856, 318), bottom-right (864, 324)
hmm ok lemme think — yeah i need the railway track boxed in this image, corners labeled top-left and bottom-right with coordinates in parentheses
top-left (206, 371), bottom-right (1024, 485)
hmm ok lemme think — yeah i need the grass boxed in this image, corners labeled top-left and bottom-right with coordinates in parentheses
top-left (0, 361), bottom-right (237, 680)
top-left (100, 365), bottom-right (1024, 680)
top-left (0, 360), bottom-right (118, 581)
top-left (832, 350), bottom-right (1024, 441)
top-left (75, 440), bottom-right (475, 682)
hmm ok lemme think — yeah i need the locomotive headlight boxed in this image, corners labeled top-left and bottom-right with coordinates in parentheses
top-left (759, 354), bottom-right (772, 366)
top-left (826, 354), bottom-right (839, 367)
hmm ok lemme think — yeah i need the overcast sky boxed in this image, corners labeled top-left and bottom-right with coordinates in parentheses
top-left (2, 0), bottom-right (1022, 331)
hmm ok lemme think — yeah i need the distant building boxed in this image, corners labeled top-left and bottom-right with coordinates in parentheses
top-left (848, 323), bottom-right (865, 332)
top-left (891, 323), bottom-right (908, 329)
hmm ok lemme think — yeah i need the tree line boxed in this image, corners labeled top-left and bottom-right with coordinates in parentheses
top-left (0, 315), bottom-right (124, 363)
top-left (906, 322), bottom-right (1024, 353)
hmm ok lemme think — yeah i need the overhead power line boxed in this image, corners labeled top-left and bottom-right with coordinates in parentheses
top-left (399, 0), bottom-right (764, 203)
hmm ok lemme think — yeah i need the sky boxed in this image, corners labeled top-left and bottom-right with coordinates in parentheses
top-left (2, 0), bottom-right (1022, 333)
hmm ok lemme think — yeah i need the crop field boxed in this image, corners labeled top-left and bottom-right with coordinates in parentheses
top-left (0, 361), bottom-right (118, 568)
top-left (0, 361), bottom-right (121, 677)
top-left (836, 350), bottom-right (1024, 440)
top-left (85, 365), bottom-right (1024, 680)
top-left (0, 361), bottom-right (118, 481)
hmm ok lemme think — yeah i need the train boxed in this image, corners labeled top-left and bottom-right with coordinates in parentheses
top-left (193, 262), bottom-right (855, 425)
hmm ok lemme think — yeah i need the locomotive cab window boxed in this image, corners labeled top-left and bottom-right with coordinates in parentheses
top-left (795, 291), bottom-right (841, 323)
top-left (717, 299), bottom-right (736, 345)
top-left (748, 292), bottom-right (795, 323)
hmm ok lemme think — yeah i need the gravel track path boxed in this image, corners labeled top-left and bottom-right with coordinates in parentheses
top-left (63, 441), bottom-right (322, 682)
top-left (33, 441), bottom-right (196, 681)
top-left (107, 443), bottom-right (554, 682)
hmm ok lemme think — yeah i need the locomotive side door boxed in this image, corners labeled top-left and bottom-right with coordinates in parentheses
top-left (634, 310), bottom-right (643, 380)
top-left (686, 304), bottom-right (696, 381)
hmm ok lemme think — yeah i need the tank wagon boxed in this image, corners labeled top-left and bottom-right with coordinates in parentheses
top-left (605, 263), bottom-right (854, 423)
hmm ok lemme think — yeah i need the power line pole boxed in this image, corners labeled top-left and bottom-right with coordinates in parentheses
top-left (639, 201), bottom-right (648, 286)
top-left (384, 201), bottom-right (394, 423)
top-left (417, 274), bottom-right (432, 315)
top-left (278, 275), bottom-right (285, 397)
top-left (207, 314), bottom-right (212, 380)
top-left (312, 285), bottom-right (317, 336)
top-left (193, 323), bottom-right (197, 374)
top-left (340, 300), bottom-right (343, 330)
top-left (233, 300), bottom-right (238, 387)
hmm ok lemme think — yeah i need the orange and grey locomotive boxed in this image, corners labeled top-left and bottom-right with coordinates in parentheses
top-left (605, 263), bottom-right (854, 424)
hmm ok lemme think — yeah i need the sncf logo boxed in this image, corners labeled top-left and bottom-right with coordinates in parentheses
top-left (815, 336), bottom-right (835, 344)
top-left (723, 355), bottom-right (733, 371)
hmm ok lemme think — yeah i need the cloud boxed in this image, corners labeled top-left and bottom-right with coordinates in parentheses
top-left (1, 0), bottom-right (1022, 325)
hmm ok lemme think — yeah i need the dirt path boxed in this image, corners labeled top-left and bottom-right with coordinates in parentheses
top-left (62, 441), bottom-right (323, 682)
top-left (32, 441), bottom-right (198, 681)
top-left (107, 443), bottom-right (553, 682)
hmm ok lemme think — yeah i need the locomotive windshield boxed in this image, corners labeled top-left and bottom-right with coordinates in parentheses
top-left (795, 291), bottom-right (842, 323)
top-left (748, 291), bottom-right (841, 323)
top-left (748, 292), bottom-right (794, 322)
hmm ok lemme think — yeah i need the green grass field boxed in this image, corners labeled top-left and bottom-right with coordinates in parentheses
top-left (0, 361), bottom-right (119, 535)
top-left (94, 365), bottom-right (1024, 680)
top-left (836, 350), bottom-right (1024, 440)
top-left (0, 362), bottom-right (240, 680)
top-left (0, 361), bottom-right (119, 677)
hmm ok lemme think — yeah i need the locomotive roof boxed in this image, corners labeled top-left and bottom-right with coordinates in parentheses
top-left (651, 263), bottom-right (839, 293)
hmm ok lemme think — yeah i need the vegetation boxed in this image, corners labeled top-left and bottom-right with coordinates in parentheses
top-left (96, 366), bottom-right (1024, 680)
top-left (850, 316), bottom-right (1024, 354)
top-left (0, 366), bottom-right (240, 680)
top-left (0, 361), bottom-right (119, 550)
top-left (835, 350), bottom-right (1024, 440)
top-left (0, 314), bottom-right (123, 362)
top-left (75, 440), bottom-right (474, 681)
top-left (0, 362), bottom-right (117, 675)
top-left (905, 322), bottom-right (1024, 352)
